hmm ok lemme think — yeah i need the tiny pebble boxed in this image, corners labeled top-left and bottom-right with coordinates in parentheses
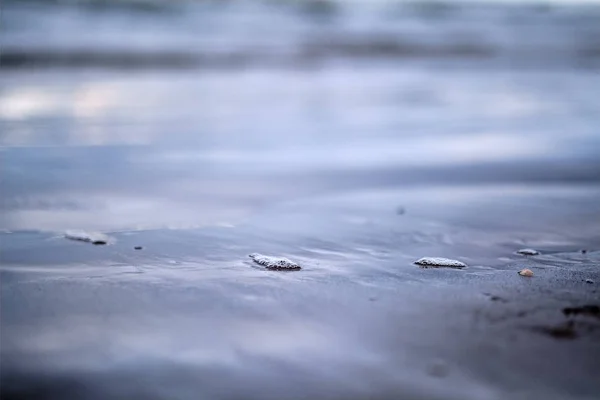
top-left (585, 279), bottom-right (594, 284)
top-left (134, 246), bottom-right (143, 250)
top-left (518, 268), bottom-right (534, 277)
top-left (581, 249), bottom-right (587, 254)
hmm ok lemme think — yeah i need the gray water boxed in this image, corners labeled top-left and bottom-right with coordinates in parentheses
top-left (1, 1), bottom-right (600, 399)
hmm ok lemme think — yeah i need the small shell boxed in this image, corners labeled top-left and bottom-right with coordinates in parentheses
top-left (518, 268), bottom-right (534, 277)
top-left (517, 248), bottom-right (540, 256)
top-left (414, 257), bottom-right (467, 269)
top-left (249, 253), bottom-right (301, 270)
top-left (65, 230), bottom-right (110, 245)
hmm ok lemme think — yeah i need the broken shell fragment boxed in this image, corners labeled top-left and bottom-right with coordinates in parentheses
top-left (518, 268), bottom-right (534, 277)
top-left (249, 253), bottom-right (302, 270)
top-left (517, 248), bottom-right (540, 256)
top-left (65, 230), bottom-right (110, 245)
top-left (414, 257), bottom-right (467, 269)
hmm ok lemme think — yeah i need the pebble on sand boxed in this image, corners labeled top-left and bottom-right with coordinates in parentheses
top-left (249, 253), bottom-right (302, 270)
top-left (584, 279), bottom-right (594, 284)
top-left (134, 246), bottom-right (143, 250)
top-left (64, 230), bottom-right (110, 245)
top-left (518, 268), bottom-right (534, 277)
top-left (517, 248), bottom-right (540, 256)
top-left (414, 257), bottom-right (467, 269)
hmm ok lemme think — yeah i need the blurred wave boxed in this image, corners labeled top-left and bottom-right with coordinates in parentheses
top-left (3, 0), bottom-right (600, 70)
top-left (2, 0), bottom-right (600, 231)
top-left (1, 40), bottom-right (495, 70)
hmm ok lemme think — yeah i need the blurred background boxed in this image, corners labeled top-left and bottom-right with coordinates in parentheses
top-left (2, 0), bottom-right (600, 231)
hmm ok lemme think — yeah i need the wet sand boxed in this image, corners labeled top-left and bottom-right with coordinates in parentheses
top-left (2, 186), bottom-right (600, 400)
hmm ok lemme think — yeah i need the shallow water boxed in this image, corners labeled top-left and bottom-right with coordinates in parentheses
top-left (1, 1), bottom-right (600, 399)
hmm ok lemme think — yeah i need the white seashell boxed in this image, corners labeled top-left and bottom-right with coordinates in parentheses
top-left (517, 248), bottom-right (540, 256)
top-left (414, 257), bottom-right (467, 269)
top-left (249, 253), bottom-right (301, 270)
top-left (65, 230), bottom-right (110, 245)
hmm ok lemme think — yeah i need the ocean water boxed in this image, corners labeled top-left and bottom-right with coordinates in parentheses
top-left (1, 1), bottom-right (600, 399)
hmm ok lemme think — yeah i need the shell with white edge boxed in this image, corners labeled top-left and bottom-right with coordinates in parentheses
top-left (517, 248), bottom-right (540, 256)
top-left (414, 257), bottom-right (467, 269)
top-left (65, 230), bottom-right (110, 245)
top-left (249, 253), bottom-right (302, 270)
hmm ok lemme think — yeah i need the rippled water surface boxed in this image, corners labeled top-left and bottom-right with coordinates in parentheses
top-left (1, 1), bottom-right (600, 399)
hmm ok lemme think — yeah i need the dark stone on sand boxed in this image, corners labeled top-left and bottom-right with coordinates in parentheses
top-left (483, 293), bottom-right (508, 303)
top-left (516, 311), bottom-right (528, 318)
top-left (581, 249), bottom-right (587, 254)
top-left (134, 246), bottom-right (143, 250)
top-left (92, 240), bottom-right (107, 245)
top-left (563, 305), bottom-right (600, 319)
top-left (584, 279), bottom-right (594, 284)
top-left (536, 320), bottom-right (578, 340)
